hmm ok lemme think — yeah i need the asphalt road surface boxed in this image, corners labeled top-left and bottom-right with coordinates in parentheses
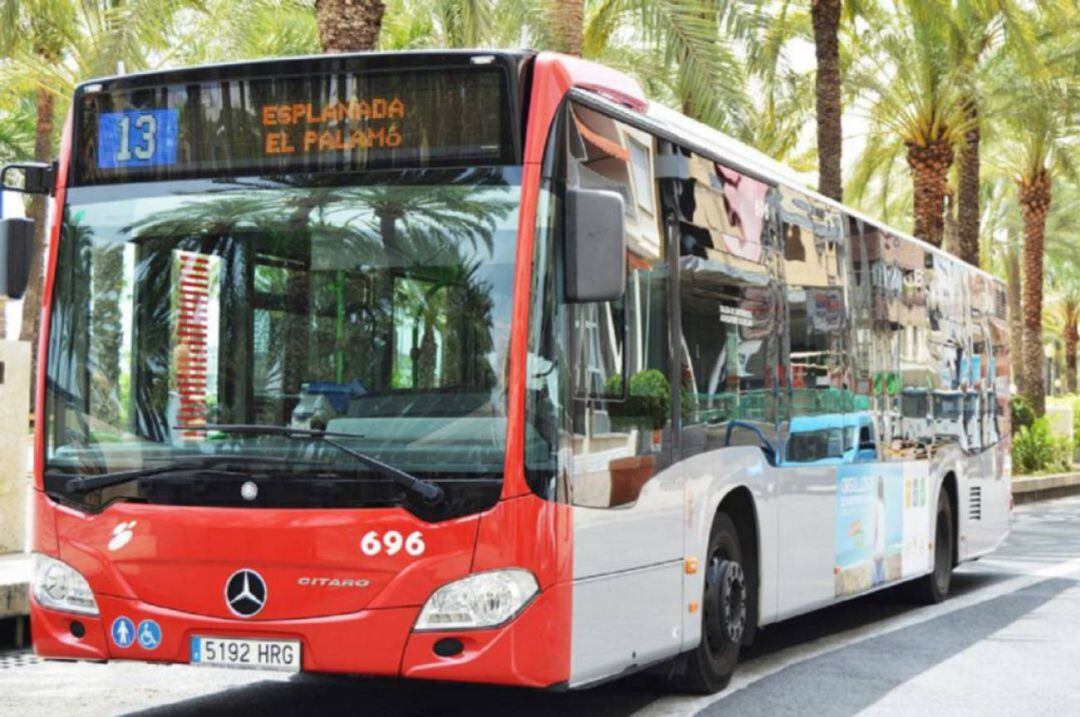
top-left (4, 495), bottom-right (1080, 717)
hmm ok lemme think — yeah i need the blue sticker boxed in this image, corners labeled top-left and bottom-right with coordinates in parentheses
top-left (97, 109), bottom-right (179, 170)
top-left (137, 619), bottom-right (162, 650)
top-left (111, 616), bottom-right (135, 649)
top-left (190, 636), bottom-right (201, 662)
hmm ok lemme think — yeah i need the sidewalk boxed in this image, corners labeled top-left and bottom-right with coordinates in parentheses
top-left (0, 552), bottom-right (29, 619)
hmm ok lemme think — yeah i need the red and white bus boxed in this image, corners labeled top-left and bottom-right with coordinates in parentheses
top-left (0, 50), bottom-right (1011, 692)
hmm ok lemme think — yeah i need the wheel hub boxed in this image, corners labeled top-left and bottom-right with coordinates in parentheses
top-left (705, 557), bottom-right (747, 649)
top-left (720, 561), bottom-right (747, 643)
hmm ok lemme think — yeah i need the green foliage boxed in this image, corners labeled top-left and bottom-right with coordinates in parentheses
top-left (1011, 394), bottom-right (1036, 435)
top-left (1074, 398), bottom-right (1080, 444)
top-left (1012, 417), bottom-right (1073, 475)
top-left (605, 369), bottom-right (671, 430)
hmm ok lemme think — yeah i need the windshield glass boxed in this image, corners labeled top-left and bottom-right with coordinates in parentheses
top-left (45, 167), bottom-right (520, 504)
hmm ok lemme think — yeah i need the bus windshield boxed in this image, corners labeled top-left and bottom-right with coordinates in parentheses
top-left (44, 167), bottom-right (521, 501)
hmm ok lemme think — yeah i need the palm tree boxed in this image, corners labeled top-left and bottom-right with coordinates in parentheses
top-left (0, 89), bottom-right (35, 165)
top-left (999, 77), bottom-right (1076, 415)
top-left (583, 0), bottom-right (757, 132)
top-left (848, 0), bottom-right (975, 247)
top-left (0, 0), bottom-right (72, 353)
top-left (314, 0), bottom-right (386, 51)
top-left (547, 0), bottom-right (583, 55)
top-left (182, 0), bottom-right (320, 60)
top-left (1045, 282), bottom-right (1080, 395)
top-left (948, 0), bottom-right (1037, 268)
top-left (1005, 241), bottom-right (1024, 391)
top-left (1040, 181), bottom-right (1080, 395)
top-left (2, 0), bottom-right (194, 387)
top-left (0, 86), bottom-right (35, 340)
top-left (811, 0), bottom-right (843, 202)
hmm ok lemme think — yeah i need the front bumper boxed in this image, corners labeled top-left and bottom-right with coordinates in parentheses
top-left (30, 581), bottom-right (570, 687)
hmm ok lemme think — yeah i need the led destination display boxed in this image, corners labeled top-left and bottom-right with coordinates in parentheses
top-left (74, 66), bottom-right (511, 184)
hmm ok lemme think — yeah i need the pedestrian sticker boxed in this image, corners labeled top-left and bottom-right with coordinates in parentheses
top-left (137, 619), bottom-right (162, 650)
top-left (111, 616), bottom-right (135, 648)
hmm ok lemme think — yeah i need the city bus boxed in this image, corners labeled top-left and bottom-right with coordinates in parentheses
top-left (0, 50), bottom-right (1011, 693)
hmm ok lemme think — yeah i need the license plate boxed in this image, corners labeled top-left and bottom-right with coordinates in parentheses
top-left (190, 636), bottom-right (301, 672)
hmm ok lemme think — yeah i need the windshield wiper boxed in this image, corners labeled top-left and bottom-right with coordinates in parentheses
top-left (59, 455), bottom-right (295, 493)
top-left (177, 424), bottom-right (445, 504)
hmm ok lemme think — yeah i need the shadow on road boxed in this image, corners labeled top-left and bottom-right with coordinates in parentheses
top-left (742, 568), bottom-right (1014, 662)
top-left (123, 570), bottom-right (1030, 717)
top-left (127, 670), bottom-right (665, 717)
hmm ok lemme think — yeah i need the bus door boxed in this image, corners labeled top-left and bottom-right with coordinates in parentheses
top-left (561, 101), bottom-right (684, 684)
top-left (777, 190), bottom-right (852, 615)
top-left (663, 146), bottom-right (783, 629)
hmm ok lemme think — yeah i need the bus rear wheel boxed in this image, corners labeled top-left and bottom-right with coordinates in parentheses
top-left (664, 512), bottom-right (746, 694)
top-left (904, 485), bottom-right (954, 604)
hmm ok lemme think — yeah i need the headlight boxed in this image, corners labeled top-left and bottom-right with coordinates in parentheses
top-left (415, 569), bottom-right (539, 631)
top-left (32, 553), bottom-right (99, 616)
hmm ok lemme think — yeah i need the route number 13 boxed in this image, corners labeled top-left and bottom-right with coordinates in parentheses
top-left (115, 113), bottom-right (157, 162)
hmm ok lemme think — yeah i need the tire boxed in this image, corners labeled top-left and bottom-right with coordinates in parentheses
top-left (904, 484), bottom-right (954, 604)
top-left (664, 512), bottom-right (748, 694)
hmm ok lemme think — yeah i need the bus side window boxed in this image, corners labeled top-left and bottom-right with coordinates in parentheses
top-left (779, 188), bottom-right (853, 464)
top-left (565, 103), bottom-right (670, 509)
top-left (672, 153), bottom-right (780, 463)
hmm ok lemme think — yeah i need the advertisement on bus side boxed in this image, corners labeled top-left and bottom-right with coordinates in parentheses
top-left (834, 462), bottom-right (932, 596)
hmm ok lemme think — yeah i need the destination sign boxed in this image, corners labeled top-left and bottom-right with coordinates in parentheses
top-left (74, 66), bottom-right (510, 184)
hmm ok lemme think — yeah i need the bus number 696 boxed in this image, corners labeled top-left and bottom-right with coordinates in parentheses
top-left (361, 530), bottom-right (425, 557)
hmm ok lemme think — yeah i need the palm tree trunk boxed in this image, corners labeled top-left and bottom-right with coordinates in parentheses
top-left (956, 99), bottom-right (981, 266)
top-left (546, 0), bottom-right (584, 56)
top-left (1065, 312), bottom-right (1078, 395)
top-left (906, 138), bottom-right (954, 247)
top-left (314, 0), bottom-right (385, 52)
top-left (19, 85), bottom-right (54, 400)
top-left (812, 0), bottom-right (843, 202)
top-left (1006, 242), bottom-right (1024, 395)
top-left (1018, 169), bottom-right (1051, 416)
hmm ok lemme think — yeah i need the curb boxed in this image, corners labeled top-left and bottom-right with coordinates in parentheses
top-left (1012, 470), bottom-right (1080, 505)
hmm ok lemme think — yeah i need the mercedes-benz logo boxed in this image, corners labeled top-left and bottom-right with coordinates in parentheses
top-left (225, 569), bottom-right (267, 618)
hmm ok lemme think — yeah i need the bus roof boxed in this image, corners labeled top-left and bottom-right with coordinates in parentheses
top-left (73, 49), bottom-right (536, 93)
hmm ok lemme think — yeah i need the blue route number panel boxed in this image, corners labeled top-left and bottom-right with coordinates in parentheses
top-left (97, 109), bottom-right (179, 170)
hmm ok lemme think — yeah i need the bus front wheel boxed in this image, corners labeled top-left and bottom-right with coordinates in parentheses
top-left (664, 512), bottom-right (746, 694)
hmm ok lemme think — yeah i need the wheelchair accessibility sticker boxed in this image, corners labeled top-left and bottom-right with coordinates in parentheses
top-left (137, 619), bottom-right (162, 650)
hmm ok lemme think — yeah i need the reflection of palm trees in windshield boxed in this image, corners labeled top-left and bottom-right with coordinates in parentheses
top-left (116, 177), bottom-right (513, 428)
top-left (329, 182), bottom-right (510, 261)
top-left (51, 213), bottom-right (95, 442)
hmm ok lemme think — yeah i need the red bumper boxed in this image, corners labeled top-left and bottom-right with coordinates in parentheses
top-left (31, 581), bottom-right (570, 687)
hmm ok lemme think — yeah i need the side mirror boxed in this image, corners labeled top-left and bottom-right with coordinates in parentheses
top-left (0, 217), bottom-right (34, 299)
top-left (564, 186), bottom-right (626, 303)
top-left (1, 161), bottom-right (54, 195)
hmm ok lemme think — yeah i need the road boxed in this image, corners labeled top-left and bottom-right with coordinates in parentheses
top-left (3, 495), bottom-right (1080, 717)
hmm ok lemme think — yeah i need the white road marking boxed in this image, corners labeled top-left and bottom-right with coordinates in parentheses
top-left (633, 552), bottom-right (1080, 717)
